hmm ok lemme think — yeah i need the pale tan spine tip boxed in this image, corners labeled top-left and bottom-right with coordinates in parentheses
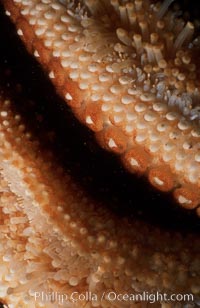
top-left (84, 103), bottom-right (103, 132)
top-left (97, 126), bottom-right (128, 154)
top-left (64, 81), bottom-right (83, 108)
top-left (148, 166), bottom-right (174, 192)
top-left (122, 147), bottom-right (150, 174)
top-left (174, 185), bottom-right (200, 210)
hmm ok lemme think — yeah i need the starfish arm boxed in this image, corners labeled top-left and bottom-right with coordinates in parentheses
top-left (0, 85), bottom-right (199, 307)
top-left (3, 0), bottom-right (200, 215)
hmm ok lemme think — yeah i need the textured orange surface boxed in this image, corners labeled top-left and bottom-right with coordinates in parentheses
top-left (3, 0), bottom-right (200, 215)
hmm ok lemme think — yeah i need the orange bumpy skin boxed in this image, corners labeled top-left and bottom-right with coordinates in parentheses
top-left (3, 0), bottom-right (200, 216)
top-left (0, 87), bottom-right (200, 307)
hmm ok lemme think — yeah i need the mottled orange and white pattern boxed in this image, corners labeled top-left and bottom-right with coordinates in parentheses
top-left (0, 86), bottom-right (199, 308)
top-left (3, 0), bottom-right (200, 215)
top-left (0, 1), bottom-right (200, 307)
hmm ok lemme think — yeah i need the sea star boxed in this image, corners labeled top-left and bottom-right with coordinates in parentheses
top-left (0, 1), bottom-right (199, 307)
top-left (0, 67), bottom-right (199, 307)
top-left (3, 0), bottom-right (200, 216)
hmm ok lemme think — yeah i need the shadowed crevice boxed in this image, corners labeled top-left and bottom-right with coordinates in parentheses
top-left (0, 2), bottom-right (199, 234)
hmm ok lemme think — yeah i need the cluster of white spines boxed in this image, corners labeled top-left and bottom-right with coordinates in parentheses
top-left (1, 1), bottom-right (200, 306)
top-left (16, 0), bottom-right (200, 118)
top-left (9, 0), bottom-right (200, 209)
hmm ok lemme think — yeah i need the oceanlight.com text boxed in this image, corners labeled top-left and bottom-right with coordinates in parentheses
top-left (34, 290), bottom-right (194, 305)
